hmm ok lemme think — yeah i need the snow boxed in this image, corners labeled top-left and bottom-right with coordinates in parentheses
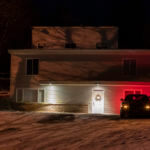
top-left (0, 111), bottom-right (150, 150)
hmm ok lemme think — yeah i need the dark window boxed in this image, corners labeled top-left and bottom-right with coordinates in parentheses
top-left (27, 59), bottom-right (39, 75)
top-left (124, 90), bottom-right (142, 98)
top-left (33, 59), bottom-right (39, 74)
top-left (135, 91), bottom-right (141, 94)
top-left (124, 90), bottom-right (134, 98)
top-left (65, 43), bottom-right (76, 48)
top-left (27, 59), bottom-right (32, 75)
top-left (123, 59), bottom-right (136, 75)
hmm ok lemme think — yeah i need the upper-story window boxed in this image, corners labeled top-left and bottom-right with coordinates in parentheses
top-left (26, 59), bottom-right (39, 75)
top-left (123, 59), bottom-right (136, 76)
top-left (65, 43), bottom-right (76, 48)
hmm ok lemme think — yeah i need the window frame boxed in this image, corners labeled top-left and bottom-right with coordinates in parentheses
top-left (38, 89), bottom-right (45, 103)
top-left (26, 58), bottom-right (39, 76)
top-left (123, 89), bottom-right (142, 98)
top-left (16, 88), bottom-right (45, 103)
top-left (123, 59), bottom-right (137, 76)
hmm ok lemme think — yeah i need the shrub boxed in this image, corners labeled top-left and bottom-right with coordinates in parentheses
top-left (0, 97), bottom-right (24, 111)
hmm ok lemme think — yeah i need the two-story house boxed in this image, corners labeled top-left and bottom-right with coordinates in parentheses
top-left (9, 26), bottom-right (150, 114)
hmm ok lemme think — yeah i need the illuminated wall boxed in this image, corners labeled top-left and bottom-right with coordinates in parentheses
top-left (39, 83), bottom-right (150, 114)
top-left (43, 85), bottom-right (93, 105)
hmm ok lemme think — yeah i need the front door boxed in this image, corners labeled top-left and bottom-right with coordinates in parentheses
top-left (92, 89), bottom-right (104, 114)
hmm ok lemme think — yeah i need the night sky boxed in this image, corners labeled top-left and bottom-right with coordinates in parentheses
top-left (32, 0), bottom-right (150, 25)
top-left (32, 0), bottom-right (150, 48)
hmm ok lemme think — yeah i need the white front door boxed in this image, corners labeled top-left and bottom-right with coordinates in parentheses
top-left (92, 89), bottom-right (104, 114)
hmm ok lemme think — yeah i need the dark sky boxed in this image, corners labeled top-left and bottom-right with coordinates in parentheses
top-left (33, 0), bottom-right (114, 25)
top-left (32, 0), bottom-right (150, 25)
top-left (32, 0), bottom-right (150, 48)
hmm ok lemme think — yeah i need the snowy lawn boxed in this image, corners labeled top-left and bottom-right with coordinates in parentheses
top-left (0, 111), bottom-right (150, 150)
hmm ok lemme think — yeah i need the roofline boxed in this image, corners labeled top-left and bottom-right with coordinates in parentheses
top-left (8, 49), bottom-right (150, 55)
top-left (39, 81), bottom-right (150, 87)
top-left (32, 26), bottom-right (118, 29)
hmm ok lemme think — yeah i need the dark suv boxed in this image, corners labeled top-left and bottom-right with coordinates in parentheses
top-left (120, 94), bottom-right (150, 118)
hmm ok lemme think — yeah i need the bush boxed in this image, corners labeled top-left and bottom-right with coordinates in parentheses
top-left (0, 97), bottom-right (24, 111)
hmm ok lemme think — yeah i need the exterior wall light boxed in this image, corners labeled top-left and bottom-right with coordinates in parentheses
top-left (95, 94), bottom-right (101, 101)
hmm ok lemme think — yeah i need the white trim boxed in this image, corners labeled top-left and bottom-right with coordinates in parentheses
top-left (40, 83), bottom-right (150, 87)
top-left (16, 88), bottom-right (45, 104)
top-left (38, 88), bottom-right (45, 103)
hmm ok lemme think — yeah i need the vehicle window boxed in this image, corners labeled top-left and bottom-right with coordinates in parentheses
top-left (125, 95), bottom-right (149, 102)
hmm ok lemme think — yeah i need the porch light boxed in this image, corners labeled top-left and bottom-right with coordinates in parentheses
top-left (49, 83), bottom-right (52, 86)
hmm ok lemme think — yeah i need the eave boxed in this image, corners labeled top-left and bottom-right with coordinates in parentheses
top-left (8, 49), bottom-right (150, 56)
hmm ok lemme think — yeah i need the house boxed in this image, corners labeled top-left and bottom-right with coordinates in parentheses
top-left (8, 26), bottom-right (150, 114)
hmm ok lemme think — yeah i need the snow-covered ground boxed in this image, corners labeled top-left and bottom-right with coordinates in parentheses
top-left (0, 111), bottom-right (150, 150)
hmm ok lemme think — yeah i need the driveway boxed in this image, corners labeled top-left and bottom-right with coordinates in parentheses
top-left (0, 111), bottom-right (149, 150)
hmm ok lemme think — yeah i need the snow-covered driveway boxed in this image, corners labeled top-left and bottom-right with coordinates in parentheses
top-left (0, 111), bottom-right (150, 150)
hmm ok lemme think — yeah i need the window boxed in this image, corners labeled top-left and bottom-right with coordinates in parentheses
top-left (124, 89), bottom-right (142, 98)
top-left (65, 43), bottom-right (76, 48)
top-left (26, 59), bottom-right (39, 75)
top-left (124, 90), bottom-right (134, 98)
top-left (24, 89), bottom-right (38, 102)
top-left (16, 88), bottom-right (45, 103)
top-left (123, 59), bottom-right (136, 75)
top-left (135, 91), bottom-right (141, 94)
